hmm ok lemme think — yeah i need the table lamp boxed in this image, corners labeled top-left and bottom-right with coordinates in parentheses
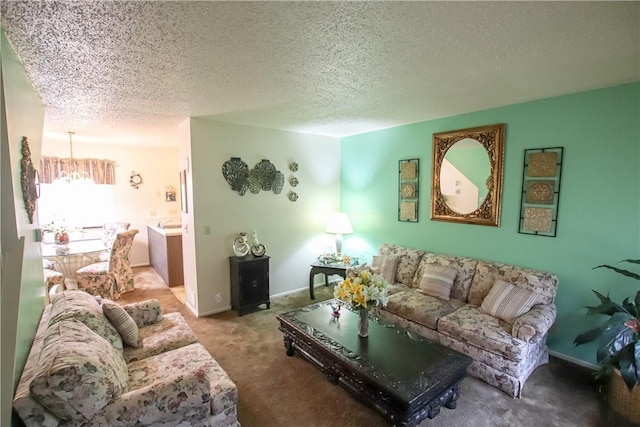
top-left (326, 212), bottom-right (353, 255)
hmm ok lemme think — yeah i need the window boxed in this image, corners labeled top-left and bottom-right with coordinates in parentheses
top-left (38, 182), bottom-right (114, 228)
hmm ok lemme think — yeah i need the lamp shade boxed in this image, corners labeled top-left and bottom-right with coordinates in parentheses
top-left (326, 212), bottom-right (353, 235)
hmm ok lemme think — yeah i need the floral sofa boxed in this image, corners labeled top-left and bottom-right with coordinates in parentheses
top-left (369, 243), bottom-right (558, 398)
top-left (13, 290), bottom-right (238, 426)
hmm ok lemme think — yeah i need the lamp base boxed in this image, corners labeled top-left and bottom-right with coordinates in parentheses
top-left (335, 234), bottom-right (343, 256)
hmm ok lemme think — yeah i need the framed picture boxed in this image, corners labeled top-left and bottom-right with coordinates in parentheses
top-left (518, 147), bottom-right (564, 237)
top-left (165, 186), bottom-right (176, 202)
top-left (180, 170), bottom-right (188, 213)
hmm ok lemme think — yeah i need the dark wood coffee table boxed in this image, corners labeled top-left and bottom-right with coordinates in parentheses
top-left (276, 300), bottom-right (472, 427)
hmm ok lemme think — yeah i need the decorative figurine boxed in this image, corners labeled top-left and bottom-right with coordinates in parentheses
top-left (232, 232), bottom-right (250, 257)
top-left (331, 302), bottom-right (341, 318)
top-left (250, 230), bottom-right (266, 257)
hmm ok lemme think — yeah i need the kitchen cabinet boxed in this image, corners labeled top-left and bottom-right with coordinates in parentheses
top-left (148, 226), bottom-right (184, 286)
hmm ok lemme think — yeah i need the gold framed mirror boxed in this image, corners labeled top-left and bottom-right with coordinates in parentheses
top-left (431, 124), bottom-right (505, 226)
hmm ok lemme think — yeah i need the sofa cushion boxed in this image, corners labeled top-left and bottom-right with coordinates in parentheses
top-left (480, 280), bottom-right (540, 323)
top-left (417, 265), bottom-right (457, 300)
top-left (29, 319), bottom-right (129, 421)
top-left (371, 254), bottom-right (399, 285)
top-left (378, 243), bottom-right (425, 286)
top-left (123, 299), bottom-right (164, 327)
top-left (438, 305), bottom-right (530, 362)
top-left (123, 312), bottom-right (199, 363)
top-left (467, 261), bottom-right (558, 306)
top-left (49, 290), bottom-right (124, 353)
top-left (385, 290), bottom-right (465, 330)
top-left (412, 253), bottom-right (478, 302)
top-left (103, 300), bottom-right (140, 347)
top-left (127, 343), bottom-right (237, 420)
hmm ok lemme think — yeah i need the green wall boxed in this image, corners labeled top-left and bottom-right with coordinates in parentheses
top-left (1, 29), bottom-right (46, 424)
top-left (341, 83), bottom-right (640, 364)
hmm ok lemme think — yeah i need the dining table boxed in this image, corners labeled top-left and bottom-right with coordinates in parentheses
top-left (41, 239), bottom-right (108, 289)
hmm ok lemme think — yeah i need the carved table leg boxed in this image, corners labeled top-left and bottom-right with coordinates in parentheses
top-left (444, 382), bottom-right (462, 409)
top-left (284, 336), bottom-right (295, 357)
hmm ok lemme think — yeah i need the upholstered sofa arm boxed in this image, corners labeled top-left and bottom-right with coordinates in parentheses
top-left (122, 299), bottom-right (163, 327)
top-left (512, 303), bottom-right (557, 343)
top-left (91, 370), bottom-right (211, 425)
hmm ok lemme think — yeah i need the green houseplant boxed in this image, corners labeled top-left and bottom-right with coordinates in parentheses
top-left (574, 259), bottom-right (640, 391)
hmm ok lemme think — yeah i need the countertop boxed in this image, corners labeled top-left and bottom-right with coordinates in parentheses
top-left (147, 225), bottom-right (182, 237)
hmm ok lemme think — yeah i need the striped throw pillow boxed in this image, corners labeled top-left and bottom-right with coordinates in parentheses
top-left (371, 254), bottom-right (399, 284)
top-left (480, 280), bottom-right (539, 323)
top-left (102, 300), bottom-right (140, 347)
top-left (417, 265), bottom-right (457, 300)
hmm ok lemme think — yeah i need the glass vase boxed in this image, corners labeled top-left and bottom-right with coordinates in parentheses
top-left (357, 308), bottom-right (369, 338)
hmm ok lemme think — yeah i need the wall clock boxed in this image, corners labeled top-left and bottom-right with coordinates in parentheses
top-left (130, 171), bottom-right (143, 189)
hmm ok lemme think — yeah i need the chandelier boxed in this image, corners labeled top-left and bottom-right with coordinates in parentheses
top-left (54, 131), bottom-right (94, 185)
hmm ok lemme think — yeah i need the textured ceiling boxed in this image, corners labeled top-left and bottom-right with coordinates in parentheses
top-left (1, 1), bottom-right (639, 147)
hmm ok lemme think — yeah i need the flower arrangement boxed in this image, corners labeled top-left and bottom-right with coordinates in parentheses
top-left (41, 220), bottom-right (81, 244)
top-left (333, 265), bottom-right (389, 310)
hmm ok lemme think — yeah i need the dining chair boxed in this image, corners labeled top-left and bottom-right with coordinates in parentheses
top-left (98, 221), bottom-right (131, 262)
top-left (76, 229), bottom-right (138, 300)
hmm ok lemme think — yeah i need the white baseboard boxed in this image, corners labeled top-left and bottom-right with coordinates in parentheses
top-left (271, 280), bottom-right (340, 299)
top-left (548, 350), bottom-right (597, 370)
top-left (196, 305), bottom-right (232, 317)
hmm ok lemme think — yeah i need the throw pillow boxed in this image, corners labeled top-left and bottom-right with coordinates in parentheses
top-left (103, 300), bottom-right (140, 347)
top-left (29, 319), bottom-right (129, 421)
top-left (417, 265), bottom-right (458, 301)
top-left (371, 254), bottom-right (399, 284)
top-left (480, 279), bottom-right (540, 323)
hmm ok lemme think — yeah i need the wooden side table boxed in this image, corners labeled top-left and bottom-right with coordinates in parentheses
top-left (309, 263), bottom-right (350, 300)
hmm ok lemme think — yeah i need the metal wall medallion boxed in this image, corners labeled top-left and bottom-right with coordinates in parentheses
top-left (289, 162), bottom-right (298, 172)
top-left (20, 136), bottom-right (38, 224)
top-left (288, 191), bottom-right (298, 202)
top-left (272, 171), bottom-right (284, 194)
top-left (222, 157), bottom-right (249, 195)
top-left (222, 157), bottom-right (297, 200)
top-left (248, 169), bottom-right (262, 194)
top-left (254, 159), bottom-right (276, 191)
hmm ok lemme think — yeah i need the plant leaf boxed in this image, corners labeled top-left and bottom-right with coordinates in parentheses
top-left (635, 341), bottom-right (640, 386)
top-left (622, 298), bottom-right (638, 318)
top-left (587, 301), bottom-right (627, 316)
top-left (618, 344), bottom-right (639, 391)
top-left (596, 312), bottom-right (636, 362)
top-left (574, 326), bottom-right (605, 346)
top-left (594, 264), bottom-right (640, 281)
top-left (635, 290), bottom-right (640, 315)
top-left (591, 289), bottom-right (612, 305)
top-left (620, 259), bottom-right (640, 266)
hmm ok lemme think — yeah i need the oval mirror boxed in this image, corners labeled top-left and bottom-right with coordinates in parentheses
top-left (431, 124), bottom-right (505, 226)
top-left (440, 138), bottom-right (490, 214)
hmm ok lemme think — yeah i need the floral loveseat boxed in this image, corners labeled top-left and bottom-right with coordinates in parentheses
top-left (13, 290), bottom-right (238, 426)
top-left (368, 243), bottom-right (558, 398)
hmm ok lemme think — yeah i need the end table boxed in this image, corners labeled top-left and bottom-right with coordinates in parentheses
top-left (309, 261), bottom-right (356, 300)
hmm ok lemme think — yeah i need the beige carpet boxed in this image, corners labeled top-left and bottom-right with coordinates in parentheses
top-left (133, 266), bottom-right (185, 303)
top-left (121, 273), bottom-right (635, 427)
